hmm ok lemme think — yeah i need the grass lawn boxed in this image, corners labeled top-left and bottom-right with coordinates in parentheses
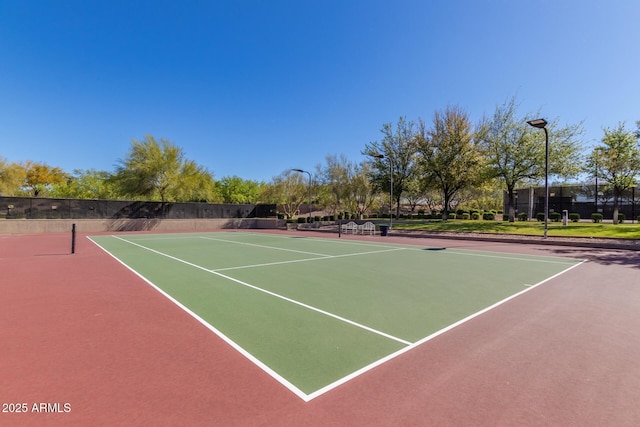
top-left (391, 219), bottom-right (640, 239)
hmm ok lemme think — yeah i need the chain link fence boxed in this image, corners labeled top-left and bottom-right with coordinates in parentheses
top-left (507, 184), bottom-right (638, 220)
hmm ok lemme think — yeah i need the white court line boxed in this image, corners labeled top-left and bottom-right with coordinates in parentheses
top-left (198, 235), bottom-right (333, 257)
top-left (109, 235), bottom-right (412, 347)
top-left (213, 247), bottom-right (407, 271)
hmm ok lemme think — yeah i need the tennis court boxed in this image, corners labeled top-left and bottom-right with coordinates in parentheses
top-left (89, 231), bottom-right (583, 401)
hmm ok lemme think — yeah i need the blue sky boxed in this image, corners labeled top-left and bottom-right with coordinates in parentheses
top-left (1, 0), bottom-right (638, 182)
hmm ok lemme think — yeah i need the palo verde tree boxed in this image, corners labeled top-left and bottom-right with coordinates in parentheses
top-left (585, 122), bottom-right (640, 223)
top-left (363, 117), bottom-right (419, 218)
top-left (415, 105), bottom-right (485, 220)
top-left (112, 135), bottom-right (219, 202)
top-left (478, 97), bottom-right (583, 221)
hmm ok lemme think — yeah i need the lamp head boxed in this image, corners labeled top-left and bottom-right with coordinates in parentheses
top-left (527, 118), bottom-right (548, 129)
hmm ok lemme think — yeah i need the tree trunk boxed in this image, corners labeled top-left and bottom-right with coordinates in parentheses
top-left (507, 187), bottom-right (516, 222)
top-left (613, 187), bottom-right (620, 224)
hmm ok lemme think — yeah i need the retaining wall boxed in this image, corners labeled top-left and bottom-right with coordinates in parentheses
top-left (0, 218), bottom-right (279, 234)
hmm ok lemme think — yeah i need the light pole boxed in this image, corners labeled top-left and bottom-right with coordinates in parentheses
top-left (369, 153), bottom-right (392, 229)
top-left (593, 147), bottom-right (603, 214)
top-left (527, 118), bottom-right (549, 239)
top-left (292, 168), bottom-right (312, 223)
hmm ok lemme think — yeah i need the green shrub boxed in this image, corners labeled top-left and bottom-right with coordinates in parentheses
top-left (471, 212), bottom-right (481, 220)
top-left (448, 213), bottom-right (456, 220)
top-left (462, 213), bottom-right (470, 220)
top-left (482, 213), bottom-right (495, 220)
top-left (591, 213), bottom-right (603, 223)
top-left (502, 214), bottom-right (509, 221)
top-left (297, 217), bottom-right (306, 223)
top-left (550, 212), bottom-right (562, 222)
top-left (568, 213), bottom-right (580, 222)
top-left (617, 213), bottom-right (625, 223)
top-left (536, 213), bottom-right (545, 222)
top-left (518, 212), bottom-right (528, 221)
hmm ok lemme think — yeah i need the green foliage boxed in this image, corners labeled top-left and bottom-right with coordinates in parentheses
top-left (482, 212), bottom-right (495, 220)
top-left (415, 106), bottom-right (484, 217)
top-left (518, 212), bottom-right (528, 221)
top-left (591, 213), bottom-right (603, 223)
top-left (217, 175), bottom-right (263, 204)
top-left (260, 170), bottom-right (306, 219)
top-left (568, 213), bottom-right (580, 222)
top-left (363, 117), bottom-right (419, 218)
top-left (479, 96), bottom-right (583, 220)
top-left (462, 213), bottom-right (471, 220)
top-left (550, 212), bottom-right (562, 222)
top-left (0, 157), bottom-right (27, 196)
top-left (586, 123), bottom-right (640, 224)
top-left (536, 213), bottom-right (545, 222)
top-left (112, 136), bottom-right (220, 202)
top-left (617, 213), bottom-right (625, 223)
top-left (471, 212), bottom-right (481, 220)
top-left (49, 169), bottom-right (116, 199)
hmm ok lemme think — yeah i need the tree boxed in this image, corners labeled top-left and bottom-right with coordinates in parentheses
top-left (585, 122), bottom-right (640, 223)
top-left (363, 117), bottom-right (418, 218)
top-left (217, 176), bottom-right (264, 204)
top-left (478, 97), bottom-right (583, 221)
top-left (112, 136), bottom-right (219, 202)
top-left (49, 169), bottom-right (116, 199)
top-left (346, 162), bottom-right (377, 218)
top-left (0, 157), bottom-right (27, 196)
top-left (415, 106), bottom-right (484, 220)
top-left (23, 161), bottom-right (68, 196)
top-left (260, 170), bottom-right (307, 219)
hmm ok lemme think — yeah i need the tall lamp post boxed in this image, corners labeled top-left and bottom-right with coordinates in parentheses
top-left (292, 168), bottom-right (312, 222)
top-left (369, 153), bottom-right (393, 229)
top-left (527, 118), bottom-right (549, 239)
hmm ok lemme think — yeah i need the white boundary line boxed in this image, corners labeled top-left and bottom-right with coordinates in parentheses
top-left (87, 233), bottom-right (586, 402)
top-left (198, 235), bottom-right (334, 257)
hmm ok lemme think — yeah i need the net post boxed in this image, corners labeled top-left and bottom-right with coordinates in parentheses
top-left (71, 223), bottom-right (76, 254)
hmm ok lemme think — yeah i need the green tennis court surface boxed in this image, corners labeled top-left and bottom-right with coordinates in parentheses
top-left (89, 232), bottom-right (583, 401)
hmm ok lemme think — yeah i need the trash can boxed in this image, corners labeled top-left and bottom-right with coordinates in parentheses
top-left (379, 225), bottom-right (388, 236)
